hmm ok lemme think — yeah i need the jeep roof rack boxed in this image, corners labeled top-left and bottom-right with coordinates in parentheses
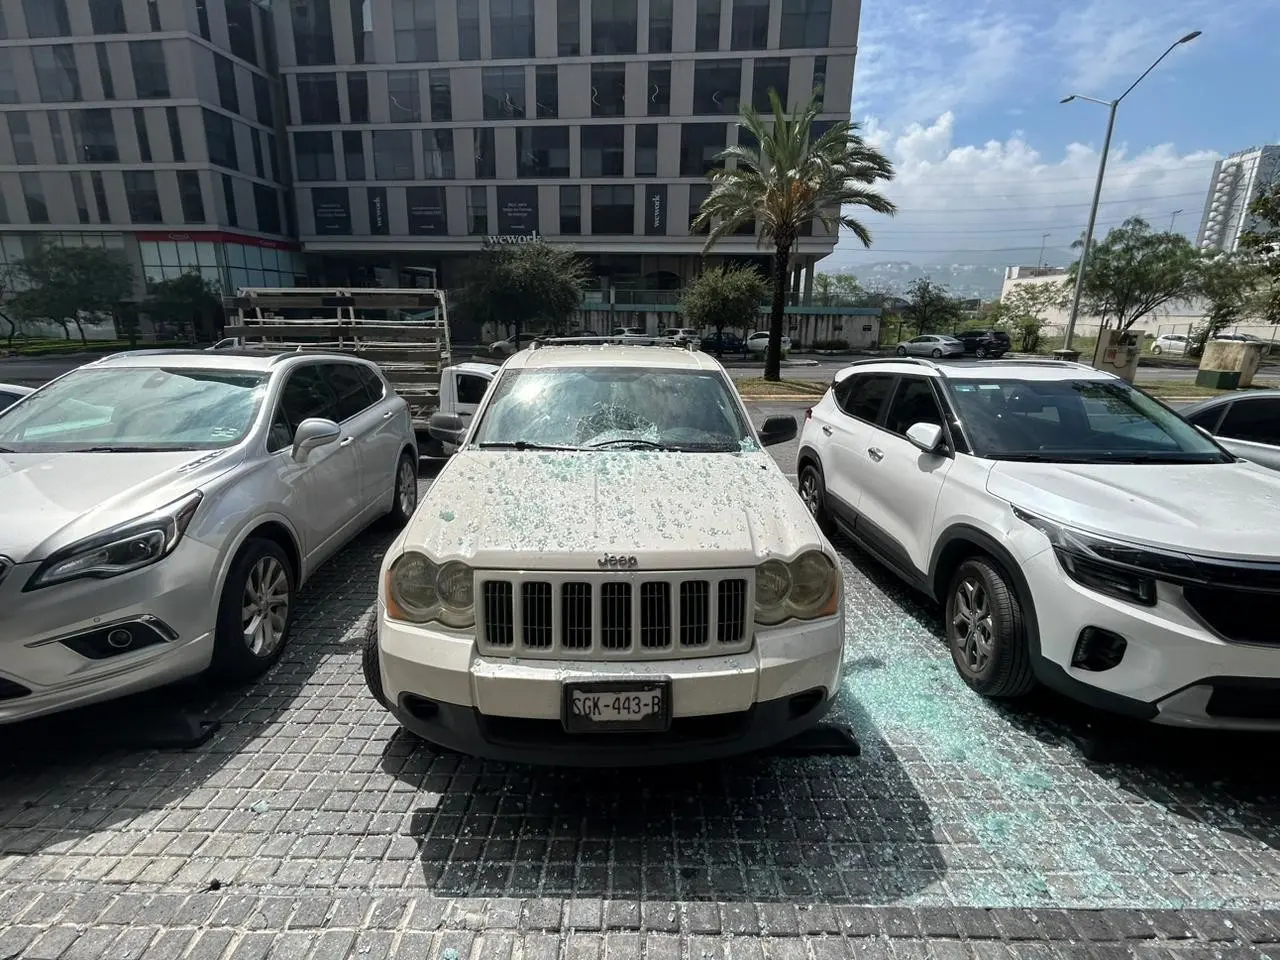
top-left (530, 335), bottom-right (696, 350)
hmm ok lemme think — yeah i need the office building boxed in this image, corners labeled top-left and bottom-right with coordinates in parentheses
top-left (1195, 144), bottom-right (1280, 254)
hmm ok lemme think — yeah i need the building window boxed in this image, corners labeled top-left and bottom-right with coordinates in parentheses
top-left (312, 187), bottom-right (350, 234)
top-left (387, 71), bottom-right (420, 122)
top-left (689, 183), bottom-right (710, 233)
top-left (780, 0), bottom-right (831, 48)
top-left (349, 0), bottom-right (369, 62)
top-left (254, 73), bottom-right (272, 126)
top-left (130, 40), bottom-right (169, 98)
top-left (557, 0), bottom-right (579, 55)
top-left (429, 70), bottom-right (451, 121)
top-left (261, 6), bottom-right (278, 72)
top-left (88, 0), bottom-right (126, 34)
top-left (559, 185), bottom-right (580, 234)
top-left (215, 54), bottom-right (240, 114)
top-left (422, 129), bottom-right (455, 178)
top-left (291, 0), bottom-right (334, 65)
top-left (33, 46), bottom-right (81, 102)
top-left (393, 0), bottom-right (437, 62)
top-left (731, 0), bottom-right (770, 50)
top-left (73, 109), bottom-right (118, 162)
top-left (94, 45), bottom-right (114, 99)
top-left (195, 0), bottom-right (210, 39)
top-left (166, 106), bottom-right (184, 161)
top-left (457, 0), bottom-right (480, 60)
top-left (267, 131), bottom-right (280, 181)
top-left (407, 186), bottom-right (447, 234)
top-left (496, 185), bottom-right (537, 234)
top-left (203, 108), bottom-right (238, 169)
top-left (294, 131), bottom-right (336, 181)
top-left (91, 170), bottom-right (110, 221)
top-left (466, 186), bottom-right (488, 235)
top-left (226, 0), bottom-right (259, 65)
top-left (696, 0), bottom-right (722, 51)
top-left (22, 173), bottom-right (49, 223)
top-left (581, 125), bottom-right (624, 177)
top-left (591, 63), bottom-right (626, 117)
top-left (343, 130), bottom-right (365, 180)
top-left (492, 0), bottom-right (534, 58)
top-left (0, 50), bottom-right (18, 103)
top-left (23, 0), bottom-right (70, 38)
top-left (72, 174), bottom-right (90, 222)
top-left (693, 60), bottom-right (741, 114)
top-left (147, 0), bottom-right (161, 30)
top-left (124, 170), bottom-right (163, 223)
top-left (222, 175), bottom-right (238, 226)
top-left (680, 123), bottom-right (725, 176)
top-left (649, 0), bottom-right (673, 53)
top-left (535, 66), bottom-right (558, 119)
top-left (134, 107), bottom-right (152, 162)
top-left (812, 55), bottom-right (827, 103)
top-left (347, 73), bottom-right (369, 122)
top-left (251, 129), bottom-right (264, 176)
top-left (591, 0), bottom-right (636, 54)
top-left (516, 126), bottom-right (569, 177)
top-left (647, 63), bottom-right (670, 116)
top-left (482, 67), bottom-right (525, 119)
top-left (7, 114), bottom-right (35, 164)
top-left (373, 130), bottom-right (414, 180)
top-left (297, 74), bottom-right (340, 124)
top-left (592, 185), bottom-right (633, 234)
top-left (635, 125), bottom-right (657, 176)
top-left (474, 128), bottom-right (495, 178)
top-left (753, 58), bottom-right (790, 111)
top-left (48, 112), bottom-right (67, 162)
top-left (178, 170), bottom-right (205, 222)
top-left (254, 184), bottom-right (281, 234)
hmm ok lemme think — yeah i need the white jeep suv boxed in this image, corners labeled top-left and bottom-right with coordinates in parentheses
top-left (798, 357), bottom-right (1280, 730)
top-left (366, 342), bottom-right (845, 764)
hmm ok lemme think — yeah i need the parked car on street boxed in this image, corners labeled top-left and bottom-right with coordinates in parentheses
top-left (423, 361), bottom-right (500, 456)
top-left (746, 330), bottom-right (792, 355)
top-left (207, 337), bottom-right (244, 351)
top-left (701, 331), bottom-right (746, 355)
top-left (798, 356), bottom-right (1280, 730)
top-left (0, 383), bottom-right (32, 411)
top-left (662, 327), bottom-right (703, 350)
top-left (953, 329), bottom-right (1012, 359)
top-left (1150, 333), bottom-right (1191, 356)
top-left (0, 350), bottom-right (419, 725)
top-left (896, 335), bottom-right (965, 358)
top-left (365, 340), bottom-right (843, 765)
top-left (1180, 389), bottom-right (1280, 472)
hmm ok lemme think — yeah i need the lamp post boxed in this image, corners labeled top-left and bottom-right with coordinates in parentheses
top-left (1056, 30), bottom-right (1201, 361)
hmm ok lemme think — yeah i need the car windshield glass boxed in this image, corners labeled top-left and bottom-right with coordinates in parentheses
top-left (947, 378), bottom-right (1232, 464)
top-left (472, 366), bottom-right (755, 452)
top-left (0, 367), bottom-right (269, 452)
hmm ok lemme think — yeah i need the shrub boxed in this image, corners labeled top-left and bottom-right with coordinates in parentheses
top-left (812, 338), bottom-right (851, 351)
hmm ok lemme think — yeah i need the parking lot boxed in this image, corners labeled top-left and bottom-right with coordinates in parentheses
top-left (1, 406), bottom-right (1279, 958)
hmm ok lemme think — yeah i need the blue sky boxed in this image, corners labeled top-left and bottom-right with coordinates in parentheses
top-left (828, 0), bottom-right (1280, 267)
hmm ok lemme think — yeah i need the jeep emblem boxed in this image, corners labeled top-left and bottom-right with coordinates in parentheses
top-left (598, 554), bottom-right (639, 569)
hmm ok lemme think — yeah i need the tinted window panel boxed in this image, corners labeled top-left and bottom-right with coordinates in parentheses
top-left (885, 378), bottom-right (943, 436)
top-left (838, 374), bottom-right (895, 423)
top-left (1217, 400), bottom-right (1280, 446)
top-left (276, 366), bottom-right (335, 445)
top-left (456, 373), bottom-right (490, 405)
top-left (326, 362), bottom-right (375, 420)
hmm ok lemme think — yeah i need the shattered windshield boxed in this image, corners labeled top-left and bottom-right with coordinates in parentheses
top-left (471, 366), bottom-right (755, 452)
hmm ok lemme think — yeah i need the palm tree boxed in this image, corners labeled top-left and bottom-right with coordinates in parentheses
top-left (693, 91), bottom-right (896, 380)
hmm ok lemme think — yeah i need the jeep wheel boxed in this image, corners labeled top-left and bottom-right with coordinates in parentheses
top-left (798, 463), bottom-right (832, 532)
top-left (386, 451), bottom-right (418, 527)
top-left (362, 618), bottom-right (390, 709)
top-left (945, 557), bottom-right (1036, 698)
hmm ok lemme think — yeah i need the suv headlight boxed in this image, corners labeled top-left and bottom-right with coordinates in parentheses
top-left (385, 551), bottom-right (475, 628)
top-left (755, 550), bottom-right (840, 625)
top-left (1014, 507), bottom-right (1157, 606)
top-left (25, 491), bottom-right (203, 591)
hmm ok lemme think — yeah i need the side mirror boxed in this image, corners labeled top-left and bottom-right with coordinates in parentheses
top-left (906, 422), bottom-right (945, 453)
top-left (759, 415), bottom-right (798, 447)
top-left (428, 412), bottom-right (466, 446)
top-left (292, 417), bottom-right (341, 461)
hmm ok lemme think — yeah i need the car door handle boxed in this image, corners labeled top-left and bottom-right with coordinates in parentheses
top-left (340, 436), bottom-right (355, 447)
top-left (867, 447), bottom-right (884, 462)
top-left (382, 410), bottom-right (393, 420)
top-left (821, 425), bottom-right (833, 436)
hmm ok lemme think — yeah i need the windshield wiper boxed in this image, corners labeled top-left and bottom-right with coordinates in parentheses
top-left (586, 438), bottom-right (678, 451)
top-left (66, 445), bottom-right (174, 453)
top-left (477, 441), bottom-right (581, 451)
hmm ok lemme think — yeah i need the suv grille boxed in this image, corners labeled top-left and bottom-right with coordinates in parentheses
top-left (478, 571), bottom-right (753, 660)
top-left (1184, 586), bottom-right (1280, 646)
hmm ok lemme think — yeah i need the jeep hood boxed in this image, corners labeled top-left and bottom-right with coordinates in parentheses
top-left (407, 450), bottom-right (823, 569)
top-left (987, 459), bottom-right (1280, 561)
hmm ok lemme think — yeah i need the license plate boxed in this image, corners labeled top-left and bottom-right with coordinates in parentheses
top-left (563, 681), bottom-right (671, 733)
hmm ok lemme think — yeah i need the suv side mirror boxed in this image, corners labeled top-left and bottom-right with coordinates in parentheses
top-left (293, 417), bottom-right (341, 461)
top-left (429, 412), bottom-right (466, 446)
top-left (759, 415), bottom-right (797, 447)
top-left (906, 422), bottom-right (945, 453)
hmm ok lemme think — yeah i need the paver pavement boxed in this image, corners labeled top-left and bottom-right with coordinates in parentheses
top-left (2, 466), bottom-right (1279, 958)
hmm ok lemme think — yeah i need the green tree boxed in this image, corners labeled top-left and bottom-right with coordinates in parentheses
top-left (679, 264), bottom-right (768, 354)
top-left (693, 90), bottom-right (896, 380)
top-left (141, 273), bottom-right (224, 344)
top-left (9, 241), bottom-right (135, 345)
top-left (902, 277), bottom-right (963, 336)
top-left (1193, 253), bottom-right (1266, 352)
top-left (812, 271), bottom-right (865, 304)
top-left (990, 282), bottom-right (1067, 352)
top-left (0, 264), bottom-right (24, 351)
top-left (1068, 217), bottom-right (1200, 332)
top-left (1239, 180), bottom-right (1280, 323)
top-left (453, 242), bottom-right (589, 344)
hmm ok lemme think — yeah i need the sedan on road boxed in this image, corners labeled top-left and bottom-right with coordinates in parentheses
top-left (0, 383), bottom-right (32, 411)
top-left (0, 350), bottom-right (419, 724)
top-left (1180, 389), bottom-right (1280, 472)
top-left (896, 335), bottom-right (965, 359)
top-left (746, 331), bottom-right (792, 355)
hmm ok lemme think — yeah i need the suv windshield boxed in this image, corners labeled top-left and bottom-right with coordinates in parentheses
top-left (947, 378), bottom-right (1232, 464)
top-left (0, 367), bottom-right (269, 452)
top-left (472, 366), bottom-right (754, 452)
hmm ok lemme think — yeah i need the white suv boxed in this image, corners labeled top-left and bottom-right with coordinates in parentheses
top-left (798, 357), bottom-right (1280, 730)
top-left (366, 341), bottom-right (845, 764)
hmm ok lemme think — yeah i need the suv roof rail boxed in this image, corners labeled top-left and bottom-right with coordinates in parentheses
top-left (838, 356), bottom-right (942, 371)
top-left (974, 358), bottom-right (1090, 369)
top-left (530, 335), bottom-right (695, 351)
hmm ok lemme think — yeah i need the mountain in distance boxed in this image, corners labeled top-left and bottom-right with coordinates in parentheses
top-left (826, 247), bottom-right (1077, 301)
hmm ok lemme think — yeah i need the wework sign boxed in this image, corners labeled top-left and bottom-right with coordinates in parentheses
top-left (482, 232), bottom-right (543, 249)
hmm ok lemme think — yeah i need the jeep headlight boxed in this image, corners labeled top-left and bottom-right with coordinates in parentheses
top-left (754, 550), bottom-right (840, 625)
top-left (386, 551), bottom-right (475, 628)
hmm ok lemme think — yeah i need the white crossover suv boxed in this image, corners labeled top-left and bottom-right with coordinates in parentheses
top-left (366, 341), bottom-right (844, 765)
top-left (798, 357), bottom-right (1280, 730)
top-left (0, 350), bottom-right (418, 724)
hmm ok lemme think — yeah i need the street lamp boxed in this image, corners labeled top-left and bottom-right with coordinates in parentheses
top-left (1057, 30), bottom-right (1201, 360)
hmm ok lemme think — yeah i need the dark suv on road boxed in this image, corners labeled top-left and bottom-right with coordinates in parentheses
top-left (954, 329), bottom-right (1011, 358)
